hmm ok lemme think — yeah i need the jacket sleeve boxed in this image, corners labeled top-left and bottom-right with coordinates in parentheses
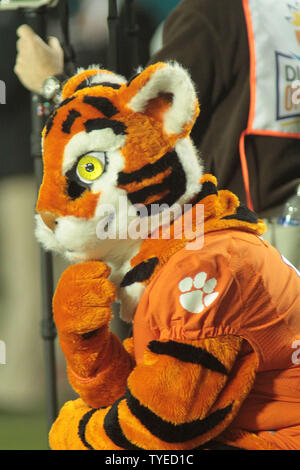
top-left (49, 334), bottom-right (258, 450)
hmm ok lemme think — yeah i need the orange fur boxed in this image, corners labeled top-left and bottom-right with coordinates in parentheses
top-left (37, 64), bottom-right (192, 218)
top-left (128, 176), bottom-right (266, 285)
top-left (53, 262), bottom-right (134, 407)
top-left (42, 64), bottom-right (270, 450)
top-left (119, 62), bottom-right (199, 142)
top-left (67, 332), bottom-right (135, 408)
top-left (218, 428), bottom-right (280, 450)
top-left (61, 69), bottom-right (123, 100)
top-left (118, 167), bottom-right (172, 193)
top-left (119, 63), bottom-right (167, 110)
top-left (128, 337), bottom-right (243, 425)
top-left (54, 335), bottom-right (257, 451)
top-left (143, 190), bottom-right (170, 205)
top-left (120, 112), bottom-right (172, 172)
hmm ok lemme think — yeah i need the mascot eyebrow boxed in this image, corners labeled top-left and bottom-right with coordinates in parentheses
top-left (82, 95), bottom-right (119, 118)
top-left (45, 96), bottom-right (76, 136)
top-left (62, 109), bottom-right (81, 134)
top-left (84, 117), bottom-right (127, 135)
top-left (45, 94), bottom-right (123, 137)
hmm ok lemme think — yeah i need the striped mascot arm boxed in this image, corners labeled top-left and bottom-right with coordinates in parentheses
top-left (52, 261), bottom-right (135, 409)
top-left (49, 335), bottom-right (259, 450)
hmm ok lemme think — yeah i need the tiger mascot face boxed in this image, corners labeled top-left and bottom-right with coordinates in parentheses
top-left (36, 62), bottom-right (203, 272)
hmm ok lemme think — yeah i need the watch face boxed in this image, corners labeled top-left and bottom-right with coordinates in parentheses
top-left (43, 77), bottom-right (60, 99)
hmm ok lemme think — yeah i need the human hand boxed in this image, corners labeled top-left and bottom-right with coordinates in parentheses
top-left (14, 24), bottom-right (64, 94)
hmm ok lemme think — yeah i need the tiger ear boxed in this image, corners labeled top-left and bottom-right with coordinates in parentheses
top-left (122, 62), bottom-right (200, 138)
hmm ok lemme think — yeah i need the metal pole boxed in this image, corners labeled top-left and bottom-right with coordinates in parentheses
top-left (57, 0), bottom-right (76, 75)
top-left (124, 0), bottom-right (139, 72)
top-left (107, 0), bottom-right (119, 73)
top-left (23, 7), bottom-right (58, 432)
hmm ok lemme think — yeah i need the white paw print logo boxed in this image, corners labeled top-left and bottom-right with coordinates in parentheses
top-left (178, 272), bottom-right (219, 314)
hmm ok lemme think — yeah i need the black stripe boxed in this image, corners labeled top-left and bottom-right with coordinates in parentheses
top-left (142, 191), bottom-right (184, 216)
top-left (45, 110), bottom-right (57, 136)
top-left (83, 95), bottom-right (119, 118)
top-left (103, 398), bottom-right (144, 450)
top-left (66, 179), bottom-right (88, 200)
top-left (117, 151), bottom-right (175, 186)
top-left (84, 118), bottom-right (127, 135)
top-left (98, 82), bottom-right (122, 90)
top-left (148, 340), bottom-right (228, 375)
top-left (66, 163), bottom-right (90, 200)
top-left (124, 151), bottom-right (186, 216)
top-left (144, 152), bottom-right (186, 214)
top-left (191, 181), bottom-right (218, 206)
top-left (78, 408), bottom-right (98, 450)
top-left (62, 109), bottom-right (81, 134)
top-left (126, 174), bottom-right (174, 205)
top-left (56, 96), bottom-right (75, 110)
top-left (126, 388), bottom-right (233, 443)
top-left (75, 78), bottom-right (97, 91)
top-left (126, 72), bottom-right (141, 87)
top-left (120, 258), bottom-right (159, 288)
top-left (81, 328), bottom-right (100, 340)
top-left (44, 97), bottom-right (76, 137)
top-left (75, 79), bottom-right (122, 92)
top-left (222, 204), bottom-right (258, 224)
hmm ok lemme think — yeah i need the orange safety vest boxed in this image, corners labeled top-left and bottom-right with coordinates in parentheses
top-left (133, 229), bottom-right (300, 449)
top-left (241, 0), bottom-right (300, 210)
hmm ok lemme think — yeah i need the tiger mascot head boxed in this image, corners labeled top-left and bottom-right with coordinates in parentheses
top-left (35, 62), bottom-right (203, 318)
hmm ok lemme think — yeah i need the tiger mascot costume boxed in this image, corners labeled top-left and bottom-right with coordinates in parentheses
top-left (35, 62), bottom-right (300, 450)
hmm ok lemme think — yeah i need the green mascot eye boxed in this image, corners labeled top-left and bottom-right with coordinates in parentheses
top-left (76, 153), bottom-right (105, 183)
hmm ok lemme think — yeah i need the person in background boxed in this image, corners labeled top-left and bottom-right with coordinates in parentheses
top-left (149, 0), bottom-right (300, 268)
top-left (0, 0), bottom-right (108, 416)
top-left (0, 10), bottom-right (44, 413)
top-left (151, 0), bottom-right (300, 220)
top-left (14, 0), bottom-right (180, 94)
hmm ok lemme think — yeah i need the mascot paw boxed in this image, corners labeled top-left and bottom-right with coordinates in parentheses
top-left (53, 261), bottom-right (117, 337)
top-left (49, 398), bottom-right (91, 450)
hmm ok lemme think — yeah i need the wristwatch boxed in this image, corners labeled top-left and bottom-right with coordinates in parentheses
top-left (41, 73), bottom-right (67, 101)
